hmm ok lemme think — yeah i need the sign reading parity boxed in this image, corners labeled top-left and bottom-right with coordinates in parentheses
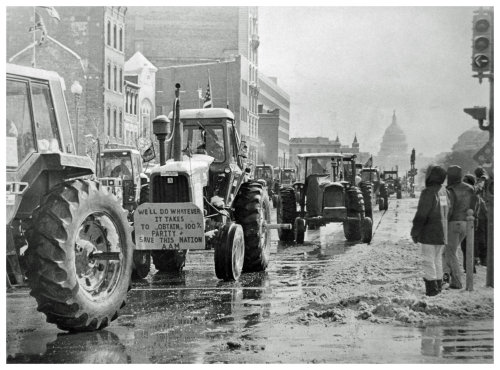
top-left (134, 203), bottom-right (205, 250)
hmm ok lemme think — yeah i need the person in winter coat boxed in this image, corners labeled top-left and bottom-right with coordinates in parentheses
top-left (411, 165), bottom-right (451, 296)
top-left (460, 174), bottom-right (478, 273)
top-left (474, 167), bottom-right (489, 266)
top-left (443, 165), bottom-right (477, 289)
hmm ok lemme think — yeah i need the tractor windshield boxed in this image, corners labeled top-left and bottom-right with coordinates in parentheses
top-left (99, 152), bottom-right (134, 180)
top-left (281, 170), bottom-right (295, 183)
top-left (307, 158), bottom-right (331, 176)
top-left (255, 167), bottom-right (273, 180)
top-left (184, 124), bottom-right (225, 163)
top-left (361, 170), bottom-right (378, 182)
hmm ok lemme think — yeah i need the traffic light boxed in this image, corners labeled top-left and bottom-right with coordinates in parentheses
top-left (471, 8), bottom-right (493, 75)
top-left (464, 106), bottom-right (489, 131)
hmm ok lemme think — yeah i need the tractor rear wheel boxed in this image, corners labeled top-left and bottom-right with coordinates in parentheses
top-left (378, 197), bottom-right (385, 211)
top-left (361, 217), bottom-right (373, 243)
top-left (152, 250), bottom-right (188, 273)
top-left (396, 190), bottom-right (402, 199)
top-left (294, 218), bottom-right (306, 244)
top-left (277, 186), bottom-right (297, 242)
top-left (343, 218), bottom-right (362, 241)
top-left (234, 181), bottom-right (271, 272)
top-left (25, 179), bottom-right (133, 332)
top-left (214, 223), bottom-right (245, 281)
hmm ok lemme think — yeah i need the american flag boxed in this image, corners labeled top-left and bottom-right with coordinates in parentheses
top-left (203, 80), bottom-right (212, 108)
top-left (364, 156), bottom-right (373, 167)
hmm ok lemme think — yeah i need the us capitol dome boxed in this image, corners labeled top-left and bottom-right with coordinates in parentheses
top-left (376, 111), bottom-right (409, 172)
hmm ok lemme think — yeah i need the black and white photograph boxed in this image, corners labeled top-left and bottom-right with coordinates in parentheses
top-left (4, 1), bottom-right (494, 364)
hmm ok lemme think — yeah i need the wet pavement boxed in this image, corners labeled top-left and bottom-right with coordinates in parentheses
top-left (6, 198), bottom-right (494, 363)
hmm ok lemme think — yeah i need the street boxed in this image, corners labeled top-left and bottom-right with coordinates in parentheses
top-left (6, 196), bottom-right (493, 364)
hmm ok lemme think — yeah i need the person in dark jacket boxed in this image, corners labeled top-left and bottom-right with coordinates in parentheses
top-left (443, 165), bottom-right (477, 289)
top-left (460, 174), bottom-right (478, 273)
top-left (411, 165), bottom-right (451, 296)
top-left (474, 167), bottom-right (489, 266)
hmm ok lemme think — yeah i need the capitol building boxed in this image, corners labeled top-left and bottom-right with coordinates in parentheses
top-left (375, 111), bottom-right (410, 173)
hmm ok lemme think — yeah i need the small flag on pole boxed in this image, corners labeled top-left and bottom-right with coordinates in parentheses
top-left (38, 6), bottom-right (60, 21)
top-left (203, 78), bottom-right (213, 108)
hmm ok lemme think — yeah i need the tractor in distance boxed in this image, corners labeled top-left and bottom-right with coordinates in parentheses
top-left (276, 152), bottom-right (373, 244)
top-left (359, 167), bottom-right (389, 211)
top-left (133, 84), bottom-right (291, 281)
top-left (278, 167), bottom-right (297, 187)
top-left (254, 163), bottom-right (279, 207)
top-left (6, 63), bottom-right (133, 332)
top-left (382, 169), bottom-right (402, 199)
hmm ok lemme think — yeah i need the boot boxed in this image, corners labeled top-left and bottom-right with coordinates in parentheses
top-left (424, 278), bottom-right (439, 297)
top-left (435, 279), bottom-right (442, 293)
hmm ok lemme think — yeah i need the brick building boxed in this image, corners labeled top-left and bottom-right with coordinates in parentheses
top-left (7, 6), bottom-right (128, 154)
top-left (125, 6), bottom-right (261, 163)
top-left (257, 74), bottom-right (290, 168)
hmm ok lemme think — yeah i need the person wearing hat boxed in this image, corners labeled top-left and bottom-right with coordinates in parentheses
top-left (411, 165), bottom-right (451, 296)
top-left (443, 165), bottom-right (477, 289)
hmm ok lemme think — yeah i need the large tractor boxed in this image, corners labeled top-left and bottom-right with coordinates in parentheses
top-left (96, 147), bottom-right (153, 279)
top-left (254, 163), bottom-right (279, 207)
top-left (276, 152), bottom-right (373, 244)
top-left (6, 64), bottom-right (133, 331)
top-left (134, 84), bottom-right (289, 281)
top-left (359, 167), bottom-right (389, 211)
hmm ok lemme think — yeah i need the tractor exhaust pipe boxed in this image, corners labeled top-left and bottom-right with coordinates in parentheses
top-left (172, 83), bottom-right (183, 162)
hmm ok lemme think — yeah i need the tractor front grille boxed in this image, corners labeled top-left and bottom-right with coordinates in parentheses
top-left (152, 174), bottom-right (190, 203)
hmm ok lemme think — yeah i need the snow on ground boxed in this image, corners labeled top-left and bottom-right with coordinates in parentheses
top-left (290, 198), bottom-right (494, 327)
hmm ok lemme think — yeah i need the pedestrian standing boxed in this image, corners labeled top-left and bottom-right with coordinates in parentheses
top-left (460, 174), bottom-right (478, 273)
top-left (411, 165), bottom-right (451, 296)
top-left (443, 165), bottom-right (477, 289)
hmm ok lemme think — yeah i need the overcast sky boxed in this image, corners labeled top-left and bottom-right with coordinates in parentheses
top-left (258, 6), bottom-right (490, 157)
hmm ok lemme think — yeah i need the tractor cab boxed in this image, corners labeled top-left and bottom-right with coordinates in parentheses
top-left (254, 164), bottom-right (279, 206)
top-left (166, 108), bottom-right (244, 205)
top-left (382, 170), bottom-right (401, 197)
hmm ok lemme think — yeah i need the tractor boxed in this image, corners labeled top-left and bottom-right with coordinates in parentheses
top-left (133, 84), bottom-right (289, 281)
top-left (6, 63), bottom-right (133, 332)
top-left (276, 152), bottom-right (373, 244)
top-left (382, 170), bottom-right (402, 199)
top-left (254, 163), bottom-right (279, 207)
top-left (359, 167), bottom-right (389, 211)
top-left (96, 147), bottom-right (154, 279)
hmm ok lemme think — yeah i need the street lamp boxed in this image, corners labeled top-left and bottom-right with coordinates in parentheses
top-left (71, 80), bottom-right (83, 154)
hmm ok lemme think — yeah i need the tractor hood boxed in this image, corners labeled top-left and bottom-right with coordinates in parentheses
top-left (150, 154), bottom-right (214, 187)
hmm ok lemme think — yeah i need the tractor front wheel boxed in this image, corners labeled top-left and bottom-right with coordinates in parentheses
top-left (361, 217), bottom-right (373, 243)
top-left (214, 223), bottom-right (245, 281)
top-left (25, 179), bottom-right (133, 332)
top-left (277, 186), bottom-right (297, 242)
top-left (294, 218), bottom-right (306, 244)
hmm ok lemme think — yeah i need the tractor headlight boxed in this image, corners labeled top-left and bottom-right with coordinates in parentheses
top-left (224, 167), bottom-right (231, 174)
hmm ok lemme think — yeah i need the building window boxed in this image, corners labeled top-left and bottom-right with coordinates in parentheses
top-left (114, 66), bottom-right (117, 91)
top-left (107, 21), bottom-right (111, 46)
top-left (119, 110), bottom-right (123, 138)
top-left (113, 24), bottom-right (117, 49)
top-left (107, 63), bottom-right (111, 90)
top-left (106, 107), bottom-right (111, 136)
top-left (119, 69), bottom-right (122, 93)
top-left (113, 109), bottom-right (117, 137)
top-left (119, 28), bottom-right (123, 51)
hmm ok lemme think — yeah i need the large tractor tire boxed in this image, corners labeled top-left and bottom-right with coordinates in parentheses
top-left (379, 183), bottom-right (389, 211)
top-left (396, 190), bottom-right (402, 199)
top-left (24, 179), bottom-right (133, 332)
top-left (277, 186), bottom-right (297, 242)
top-left (343, 218), bottom-right (362, 241)
top-left (294, 217), bottom-right (306, 244)
top-left (378, 197), bottom-right (385, 211)
top-left (361, 217), bottom-right (373, 244)
top-left (359, 181), bottom-right (373, 220)
top-left (234, 181), bottom-right (271, 272)
top-left (214, 222), bottom-right (245, 281)
top-left (151, 250), bottom-right (188, 273)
